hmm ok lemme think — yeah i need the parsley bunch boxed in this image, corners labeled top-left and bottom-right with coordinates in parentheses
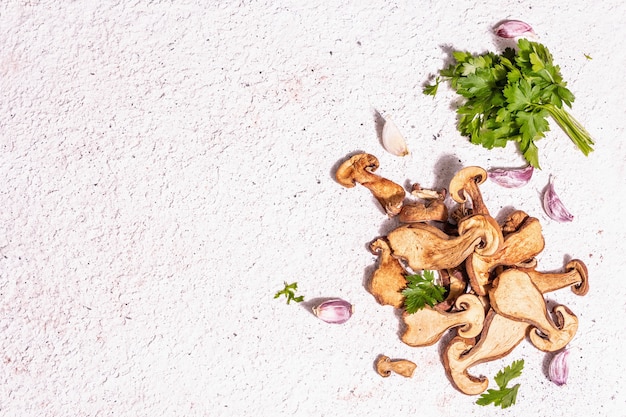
top-left (402, 270), bottom-right (446, 314)
top-left (425, 39), bottom-right (594, 168)
top-left (476, 359), bottom-right (524, 409)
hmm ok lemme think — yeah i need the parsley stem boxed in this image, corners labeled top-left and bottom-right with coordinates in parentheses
top-left (540, 105), bottom-right (595, 156)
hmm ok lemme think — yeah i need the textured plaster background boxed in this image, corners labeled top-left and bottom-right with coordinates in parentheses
top-left (1, 1), bottom-right (626, 416)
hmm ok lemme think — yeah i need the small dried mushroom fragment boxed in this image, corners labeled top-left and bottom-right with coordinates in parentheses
top-left (398, 184), bottom-right (448, 223)
top-left (335, 153), bottom-right (406, 216)
top-left (402, 294), bottom-right (485, 347)
top-left (375, 355), bottom-right (417, 378)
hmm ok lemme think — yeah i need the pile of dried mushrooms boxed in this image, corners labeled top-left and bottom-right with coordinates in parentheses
top-left (336, 153), bottom-right (589, 395)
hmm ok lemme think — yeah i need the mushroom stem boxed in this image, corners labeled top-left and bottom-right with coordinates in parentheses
top-left (527, 259), bottom-right (589, 295)
top-left (375, 355), bottom-right (417, 378)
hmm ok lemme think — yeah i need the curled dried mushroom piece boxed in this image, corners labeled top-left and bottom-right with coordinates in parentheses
top-left (375, 355), bottom-right (417, 378)
top-left (335, 153), bottom-right (406, 216)
top-left (335, 155), bottom-right (590, 396)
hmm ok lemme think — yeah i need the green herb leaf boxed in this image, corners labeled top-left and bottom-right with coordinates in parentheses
top-left (274, 281), bottom-right (304, 304)
top-left (423, 77), bottom-right (441, 96)
top-left (402, 270), bottom-right (446, 314)
top-left (476, 359), bottom-right (524, 409)
top-left (476, 384), bottom-right (520, 409)
top-left (425, 39), bottom-right (594, 167)
top-left (494, 359), bottom-right (525, 388)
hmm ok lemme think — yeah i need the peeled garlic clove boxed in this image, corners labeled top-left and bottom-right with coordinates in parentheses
top-left (312, 299), bottom-right (353, 324)
top-left (488, 165), bottom-right (534, 188)
top-left (382, 117), bottom-right (409, 157)
top-left (494, 20), bottom-right (537, 40)
top-left (543, 176), bottom-right (574, 222)
top-left (548, 349), bottom-right (570, 386)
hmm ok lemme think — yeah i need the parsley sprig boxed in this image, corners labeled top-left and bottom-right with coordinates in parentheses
top-left (476, 359), bottom-right (524, 409)
top-left (425, 39), bottom-right (594, 168)
top-left (402, 270), bottom-right (446, 314)
top-left (274, 281), bottom-right (304, 304)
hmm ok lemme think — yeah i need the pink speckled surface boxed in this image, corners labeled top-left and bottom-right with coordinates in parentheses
top-left (1, 1), bottom-right (625, 416)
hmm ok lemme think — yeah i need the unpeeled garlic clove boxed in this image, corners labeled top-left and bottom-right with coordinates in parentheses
top-left (488, 165), bottom-right (534, 188)
top-left (312, 299), bottom-right (353, 324)
top-left (381, 117), bottom-right (409, 157)
top-left (543, 176), bottom-right (574, 222)
top-left (548, 349), bottom-right (570, 386)
top-left (494, 20), bottom-right (537, 40)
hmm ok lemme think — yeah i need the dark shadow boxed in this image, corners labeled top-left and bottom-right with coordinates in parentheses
top-left (373, 108), bottom-right (385, 149)
top-left (433, 153), bottom-right (464, 190)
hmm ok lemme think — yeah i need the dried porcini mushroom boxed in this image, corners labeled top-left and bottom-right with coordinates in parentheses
top-left (375, 355), bottom-right (417, 378)
top-left (448, 166), bottom-right (490, 217)
top-left (335, 153), bottom-right (406, 216)
top-left (402, 293), bottom-right (485, 347)
top-left (369, 238), bottom-right (407, 308)
top-left (334, 154), bottom-right (590, 398)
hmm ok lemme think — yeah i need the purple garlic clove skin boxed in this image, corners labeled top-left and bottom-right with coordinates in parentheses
top-left (495, 20), bottom-right (537, 40)
top-left (488, 165), bottom-right (534, 188)
top-left (543, 176), bottom-right (574, 222)
top-left (313, 299), bottom-right (353, 324)
top-left (549, 349), bottom-right (570, 386)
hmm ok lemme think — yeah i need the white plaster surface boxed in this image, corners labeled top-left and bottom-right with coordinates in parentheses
top-left (1, 1), bottom-right (625, 416)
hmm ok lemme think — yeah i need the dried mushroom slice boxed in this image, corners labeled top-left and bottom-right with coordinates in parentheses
top-left (448, 166), bottom-right (490, 217)
top-left (489, 269), bottom-right (578, 352)
top-left (387, 214), bottom-right (502, 272)
top-left (368, 238), bottom-right (407, 308)
top-left (443, 310), bottom-right (530, 395)
top-left (335, 153), bottom-right (406, 216)
top-left (466, 214), bottom-right (544, 295)
top-left (375, 355), bottom-right (417, 378)
top-left (397, 199), bottom-right (448, 223)
top-left (401, 294), bottom-right (485, 347)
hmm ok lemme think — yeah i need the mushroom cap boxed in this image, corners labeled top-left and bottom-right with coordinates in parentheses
top-left (335, 153), bottom-right (379, 188)
top-left (449, 166), bottom-right (488, 204)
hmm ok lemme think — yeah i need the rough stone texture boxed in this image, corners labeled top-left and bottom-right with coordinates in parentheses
top-left (1, 1), bottom-right (625, 416)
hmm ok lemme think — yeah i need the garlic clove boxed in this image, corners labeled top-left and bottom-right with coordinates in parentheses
top-left (312, 299), bottom-right (353, 324)
top-left (494, 20), bottom-right (538, 40)
top-left (488, 165), bottom-right (534, 188)
top-left (543, 176), bottom-right (574, 222)
top-left (548, 349), bottom-right (570, 386)
top-left (381, 117), bottom-right (409, 157)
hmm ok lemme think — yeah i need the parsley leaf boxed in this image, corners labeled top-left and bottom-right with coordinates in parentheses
top-left (402, 270), bottom-right (446, 314)
top-left (424, 39), bottom-right (595, 167)
top-left (476, 359), bottom-right (524, 409)
top-left (274, 281), bottom-right (304, 304)
top-left (494, 359), bottom-right (525, 388)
